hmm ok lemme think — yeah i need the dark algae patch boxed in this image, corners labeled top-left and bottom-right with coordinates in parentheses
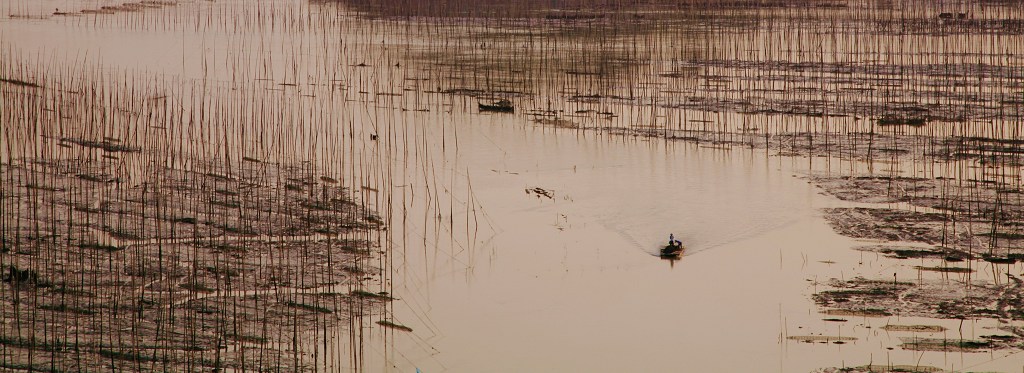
top-left (813, 276), bottom-right (1024, 321)
top-left (899, 337), bottom-right (997, 352)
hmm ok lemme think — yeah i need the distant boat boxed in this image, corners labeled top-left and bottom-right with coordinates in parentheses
top-left (660, 243), bottom-right (683, 259)
top-left (479, 99), bottom-right (514, 113)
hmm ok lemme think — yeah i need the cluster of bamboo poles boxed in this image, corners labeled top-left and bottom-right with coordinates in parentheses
top-left (0, 0), bottom-right (490, 370)
top-left (349, 0), bottom-right (1023, 249)
top-left (329, 0), bottom-right (1024, 314)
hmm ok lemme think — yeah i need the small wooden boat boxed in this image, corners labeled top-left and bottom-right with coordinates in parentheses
top-left (479, 99), bottom-right (514, 113)
top-left (660, 244), bottom-right (684, 259)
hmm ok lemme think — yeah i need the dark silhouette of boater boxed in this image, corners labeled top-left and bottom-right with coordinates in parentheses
top-left (662, 233), bottom-right (683, 258)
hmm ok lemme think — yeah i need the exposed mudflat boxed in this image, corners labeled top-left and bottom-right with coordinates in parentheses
top-left (816, 175), bottom-right (1024, 261)
top-left (1, 155), bottom-right (386, 371)
top-left (806, 172), bottom-right (1024, 364)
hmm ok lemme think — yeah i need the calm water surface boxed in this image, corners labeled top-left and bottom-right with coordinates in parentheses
top-left (354, 111), bottom-right (1023, 372)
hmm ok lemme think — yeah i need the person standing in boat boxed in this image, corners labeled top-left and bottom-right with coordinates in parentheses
top-left (669, 233), bottom-right (681, 248)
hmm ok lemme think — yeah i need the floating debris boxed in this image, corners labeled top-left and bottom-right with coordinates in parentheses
top-left (526, 187), bottom-right (554, 199)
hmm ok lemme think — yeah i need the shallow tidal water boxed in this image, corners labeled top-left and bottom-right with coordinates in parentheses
top-left (346, 112), bottom-right (1024, 372)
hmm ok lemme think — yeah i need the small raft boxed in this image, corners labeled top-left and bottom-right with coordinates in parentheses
top-left (660, 244), bottom-right (684, 259)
